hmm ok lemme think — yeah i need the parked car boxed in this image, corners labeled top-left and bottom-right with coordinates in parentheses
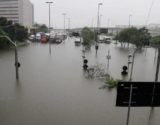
top-left (104, 37), bottom-right (111, 44)
top-left (28, 34), bottom-right (35, 41)
top-left (74, 37), bottom-right (81, 43)
top-left (62, 34), bottom-right (67, 40)
top-left (98, 35), bottom-right (111, 44)
top-left (50, 34), bottom-right (63, 44)
top-left (40, 35), bottom-right (49, 43)
top-left (36, 33), bottom-right (41, 41)
top-left (55, 38), bottom-right (62, 43)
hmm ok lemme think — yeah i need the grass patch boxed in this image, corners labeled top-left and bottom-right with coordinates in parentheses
top-left (105, 77), bottom-right (123, 88)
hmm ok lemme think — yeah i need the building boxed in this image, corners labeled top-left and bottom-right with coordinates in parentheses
top-left (0, 0), bottom-right (34, 28)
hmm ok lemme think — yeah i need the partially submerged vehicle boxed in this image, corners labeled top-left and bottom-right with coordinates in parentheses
top-left (74, 37), bottom-right (81, 43)
top-left (98, 35), bottom-right (111, 44)
top-left (40, 34), bottom-right (49, 43)
top-left (74, 37), bottom-right (81, 46)
top-left (104, 37), bottom-right (111, 44)
top-left (50, 34), bottom-right (63, 44)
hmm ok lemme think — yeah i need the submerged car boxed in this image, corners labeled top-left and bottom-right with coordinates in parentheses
top-left (74, 37), bottom-right (81, 43)
top-left (98, 35), bottom-right (111, 44)
top-left (104, 37), bottom-right (111, 44)
top-left (50, 34), bottom-right (63, 44)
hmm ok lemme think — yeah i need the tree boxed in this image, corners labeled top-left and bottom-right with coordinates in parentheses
top-left (115, 27), bottom-right (151, 48)
top-left (14, 23), bottom-right (28, 42)
top-left (135, 27), bottom-right (151, 47)
top-left (33, 23), bottom-right (48, 33)
top-left (0, 17), bottom-right (28, 48)
top-left (81, 27), bottom-right (94, 48)
top-left (150, 35), bottom-right (160, 44)
top-left (0, 26), bottom-right (8, 48)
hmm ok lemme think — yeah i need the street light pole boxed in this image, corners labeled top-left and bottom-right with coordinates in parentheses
top-left (62, 13), bottom-right (66, 34)
top-left (68, 18), bottom-right (70, 34)
top-left (129, 14), bottom-right (132, 27)
top-left (97, 3), bottom-right (102, 41)
top-left (0, 35), bottom-right (19, 79)
top-left (96, 3), bottom-right (102, 55)
top-left (46, 1), bottom-right (53, 54)
top-left (99, 14), bottom-right (102, 28)
top-left (107, 18), bottom-right (110, 28)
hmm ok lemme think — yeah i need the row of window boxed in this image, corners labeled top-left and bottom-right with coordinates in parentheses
top-left (0, 9), bottom-right (18, 11)
top-left (0, 15), bottom-right (19, 18)
top-left (0, 0), bottom-right (18, 2)
top-left (0, 2), bottom-right (18, 6)
top-left (0, 9), bottom-right (18, 12)
top-left (0, 0), bottom-right (18, 1)
top-left (0, 6), bottom-right (18, 8)
top-left (0, 13), bottom-right (18, 15)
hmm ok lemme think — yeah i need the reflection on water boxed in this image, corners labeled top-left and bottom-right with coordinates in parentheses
top-left (0, 39), bottom-right (160, 125)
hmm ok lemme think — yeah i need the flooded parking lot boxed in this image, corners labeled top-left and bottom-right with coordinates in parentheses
top-left (0, 38), bottom-right (160, 125)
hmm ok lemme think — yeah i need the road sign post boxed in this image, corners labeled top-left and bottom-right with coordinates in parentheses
top-left (15, 46), bottom-right (19, 79)
top-left (126, 84), bottom-right (133, 125)
top-left (0, 35), bottom-right (19, 79)
top-left (116, 82), bottom-right (160, 125)
top-left (95, 44), bottom-right (98, 55)
top-left (116, 82), bottom-right (160, 107)
top-left (106, 50), bottom-right (111, 71)
top-left (148, 48), bottom-right (160, 125)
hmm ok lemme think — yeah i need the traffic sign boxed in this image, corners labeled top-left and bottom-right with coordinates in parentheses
top-left (116, 82), bottom-right (160, 107)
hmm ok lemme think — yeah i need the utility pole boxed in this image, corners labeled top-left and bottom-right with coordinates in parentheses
top-left (99, 14), bottom-right (102, 28)
top-left (46, 1), bottom-right (53, 54)
top-left (68, 18), bottom-right (70, 30)
top-left (97, 3), bottom-right (102, 41)
top-left (129, 50), bottom-right (136, 81)
top-left (0, 35), bottom-right (19, 79)
top-left (106, 50), bottom-right (111, 71)
top-left (155, 48), bottom-right (160, 82)
top-left (107, 18), bottom-right (110, 28)
top-left (68, 18), bottom-right (70, 35)
top-left (126, 49), bottom-right (136, 125)
top-left (148, 48), bottom-right (160, 125)
top-left (151, 48), bottom-right (160, 107)
top-left (96, 3), bottom-right (103, 55)
top-left (129, 14), bottom-right (132, 27)
top-left (62, 13), bottom-right (66, 34)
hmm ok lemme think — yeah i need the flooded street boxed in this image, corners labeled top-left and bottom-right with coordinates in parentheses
top-left (0, 38), bottom-right (160, 125)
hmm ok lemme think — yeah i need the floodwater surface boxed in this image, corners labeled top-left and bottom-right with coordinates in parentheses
top-left (0, 38), bottom-right (160, 125)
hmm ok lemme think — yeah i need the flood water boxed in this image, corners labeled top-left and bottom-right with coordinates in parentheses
top-left (0, 38), bottom-right (160, 125)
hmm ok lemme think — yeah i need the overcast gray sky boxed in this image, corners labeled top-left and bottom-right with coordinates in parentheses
top-left (30, 0), bottom-right (160, 28)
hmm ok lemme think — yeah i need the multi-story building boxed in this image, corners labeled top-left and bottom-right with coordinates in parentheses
top-left (0, 0), bottom-right (34, 28)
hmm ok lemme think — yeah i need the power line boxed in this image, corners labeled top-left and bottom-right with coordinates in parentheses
top-left (145, 0), bottom-right (155, 26)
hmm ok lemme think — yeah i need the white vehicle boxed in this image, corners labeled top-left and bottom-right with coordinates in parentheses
top-left (98, 35), bottom-right (111, 44)
top-left (45, 33), bottom-right (50, 37)
top-left (36, 33), bottom-right (41, 40)
top-left (98, 35), bottom-right (105, 42)
top-left (104, 37), bottom-right (111, 44)
top-left (74, 37), bottom-right (81, 43)
top-left (29, 35), bottom-right (35, 40)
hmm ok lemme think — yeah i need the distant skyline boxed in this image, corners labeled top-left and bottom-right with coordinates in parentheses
top-left (30, 0), bottom-right (160, 28)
